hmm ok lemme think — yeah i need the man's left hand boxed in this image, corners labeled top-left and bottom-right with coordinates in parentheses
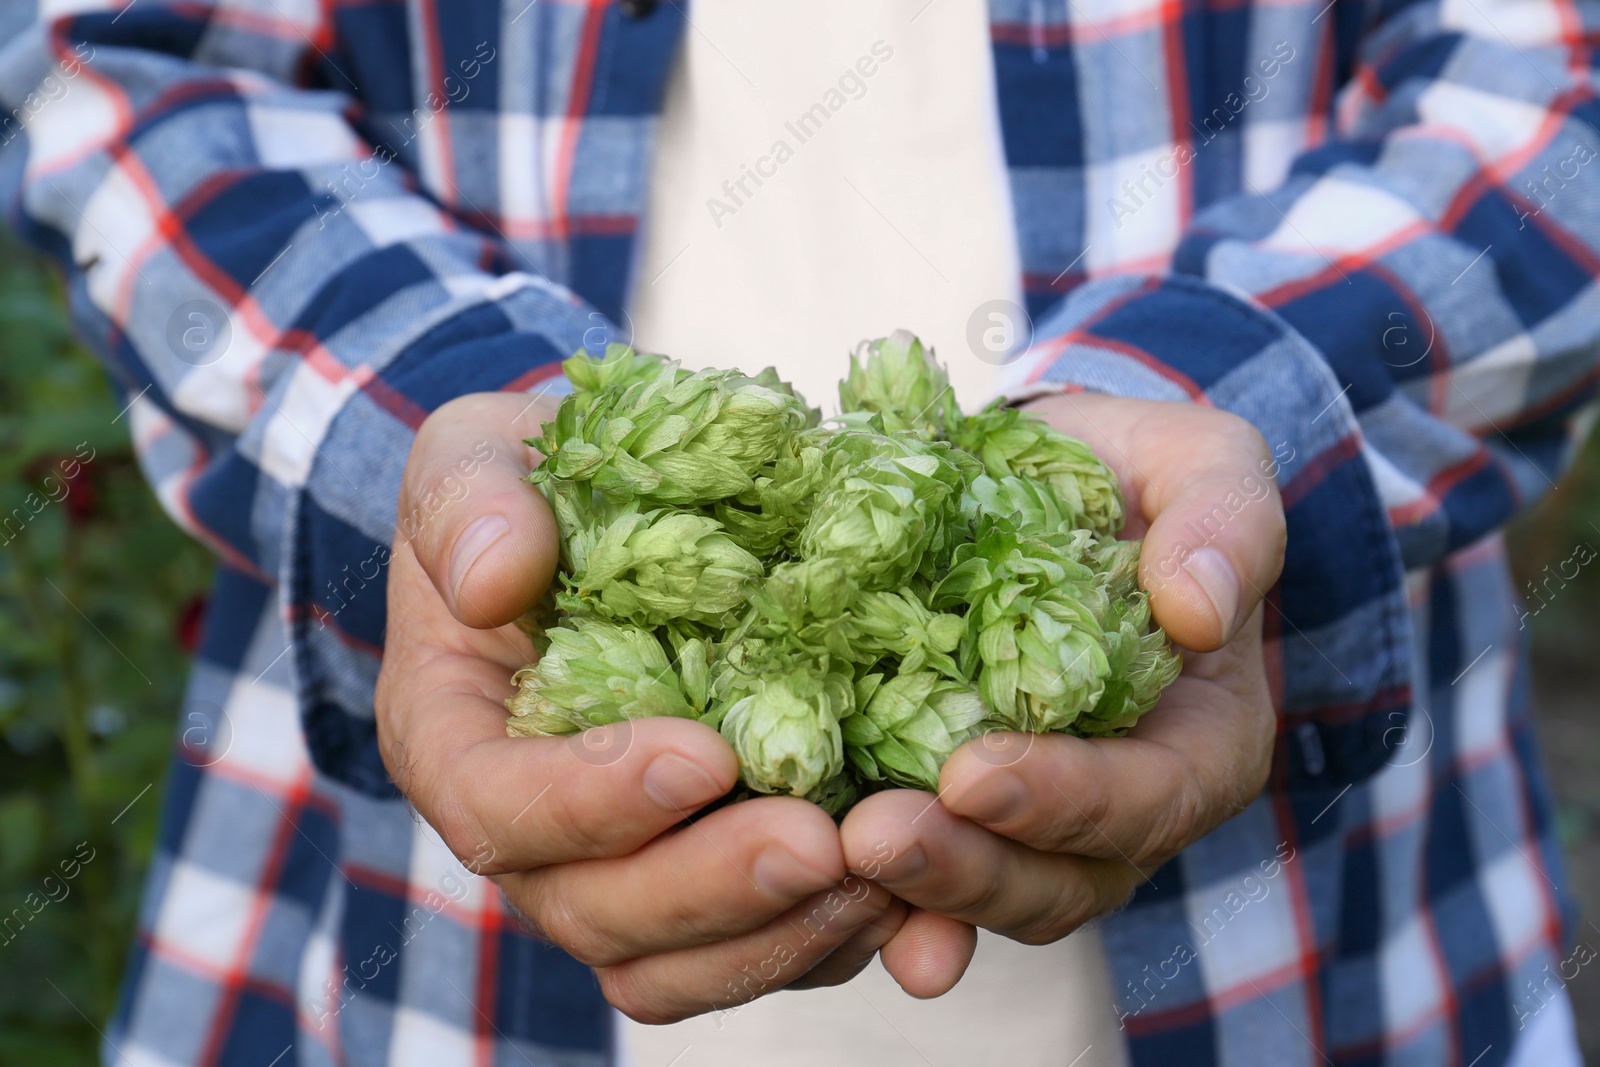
top-left (839, 392), bottom-right (1287, 997)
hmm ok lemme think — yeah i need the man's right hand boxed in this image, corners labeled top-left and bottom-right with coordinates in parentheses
top-left (374, 391), bottom-right (907, 1024)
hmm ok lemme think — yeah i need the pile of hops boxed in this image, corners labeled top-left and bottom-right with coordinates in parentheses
top-left (506, 331), bottom-right (1181, 815)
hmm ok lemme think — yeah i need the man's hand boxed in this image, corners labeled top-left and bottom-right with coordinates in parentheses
top-left (375, 392), bottom-right (905, 1024)
top-left (840, 393), bottom-right (1286, 996)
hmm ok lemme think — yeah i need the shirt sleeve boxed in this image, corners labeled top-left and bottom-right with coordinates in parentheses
top-left (0, 4), bottom-right (601, 794)
top-left (1004, 0), bottom-right (1600, 786)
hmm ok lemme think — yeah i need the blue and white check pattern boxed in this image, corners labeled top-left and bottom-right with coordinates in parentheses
top-left (1, 0), bottom-right (1596, 1062)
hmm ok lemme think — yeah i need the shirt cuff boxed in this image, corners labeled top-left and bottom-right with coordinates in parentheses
top-left (285, 298), bottom-right (590, 796)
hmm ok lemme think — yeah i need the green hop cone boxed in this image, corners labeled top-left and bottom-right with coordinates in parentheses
top-left (508, 334), bottom-right (1184, 815)
top-left (751, 365), bottom-right (823, 428)
top-left (951, 403), bottom-right (1124, 538)
top-left (933, 523), bottom-right (1111, 732)
top-left (529, 359), bottom-right (811, 506)
top-left (1078, 539), bottom-right (1181, 734)
top-left (537, 477), bottom-right (639, 574)
top-left (740, 562), bottom-right (964, 677)
top-left (711, 427), bottom-right (832, 556)
top-left (562, 343), bottom-right (684, 405)
top-left (747, 558), bottom-right (861, 632)
top-left (840, 590), bottom-right (966, 677)
top-left (844, 672), bottom-right (990, 791)
top-left (798, 431), bottom-right (970, 590)
top-left (962, 473), bottom-right (1082, 535)
top-left (804, 772), bottom-right (861, 818)
top-left (838, 330), bottom-right (961, 439)
top-left (559, 510), bottom-right (763, 628)
top-left (713, 658), bottom-right (854, 798)
top-left (505, 618), bottom-right (703, 737)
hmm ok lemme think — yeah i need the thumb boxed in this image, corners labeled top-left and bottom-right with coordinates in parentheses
top-left (398, 391), bottom-right (561, 629)
top-left (1019, 393), bottom-right (1287, 653)
top-left (1138, 460), bottom-right (1286, 653)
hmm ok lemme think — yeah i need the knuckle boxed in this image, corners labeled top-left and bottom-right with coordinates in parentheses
top-left (1138, 770), bottom-right (1208, 866)
top-left (547, 781), bottom-right (615, 861)
top-left (596, 966), bottom-right (681, 1025)
top-left (524, 882), bottom-right (624, 967)
top-left (1047, 776), bottom-right (1115, 854)
top-left (429, 791), bottom-right (510, 876)
top-left (1209, 409), bottom-right (1270, 461)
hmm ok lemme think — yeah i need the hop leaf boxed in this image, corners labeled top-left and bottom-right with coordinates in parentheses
top-left (559, 510), bottom-right (763, 628)
top-left (844, 672), bottom-right (990, 791)
top-left (838, 330), bottom-right (960, 439)
top-left (505, 619), bottom-right (701, 736)
top-left (713, 655), bottom-right (854, 797)
top-left (951, 403), bottom-right (1124, 538)
top-left (529, 360), bottom-right (811, 506)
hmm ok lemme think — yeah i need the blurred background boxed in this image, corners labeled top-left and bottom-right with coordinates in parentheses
top-left (0, 233), bottom-right (1596, 1063)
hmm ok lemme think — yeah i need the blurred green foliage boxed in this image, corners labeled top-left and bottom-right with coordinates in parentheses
top-left (0, 235), bottom-right (210, 1063)
top-left (1509, 422), bottom-right (1600, 647)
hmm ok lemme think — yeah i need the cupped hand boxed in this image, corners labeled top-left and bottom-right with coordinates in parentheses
top-left (375, 392), bottom-right (904, 1024)
top-left (840, 392), bottom-right (1287, 997)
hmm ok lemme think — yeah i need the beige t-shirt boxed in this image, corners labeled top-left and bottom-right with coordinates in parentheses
top-left (618, 3), bottom-right (1127, 1066)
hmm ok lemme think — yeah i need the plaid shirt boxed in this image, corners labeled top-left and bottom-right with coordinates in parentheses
top-left (2, 0), bottom-right (1596, 1063)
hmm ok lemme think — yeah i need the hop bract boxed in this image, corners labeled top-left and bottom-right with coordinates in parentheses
top-left (798, 431), bottom-right (969, 590)
top-left (952, 402), bottom-right (1125, 538)
top-left (506, 618), bottom-right (704, 736)
top-left (560, 510), bottom-right (762, 628)
top-left (530, 355), bottom-right (811, 506)
top-left (844, 672), bottom-right (989, 791)
top-left (838, 330), bottom-right (960, 439)
top-left (507, 338), bottom-right (1181, 816)
top-left (713, 657), bottom-right (854, 799)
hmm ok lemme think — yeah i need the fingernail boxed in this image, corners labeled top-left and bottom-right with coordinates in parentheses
top-left (1182, 546), bottom-right (1240, 635)
top-left (753, 846), bottom-right (838, 898)
top-left (642, 753), bottom-right (725, 812)
top-left (955, 773), bottom-right (1026, 824)
top-left (449, 514), bottom-right (510, 604)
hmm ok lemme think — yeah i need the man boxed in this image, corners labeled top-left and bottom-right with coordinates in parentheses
top-left (1, 0), bottom-right (1591, 1064)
